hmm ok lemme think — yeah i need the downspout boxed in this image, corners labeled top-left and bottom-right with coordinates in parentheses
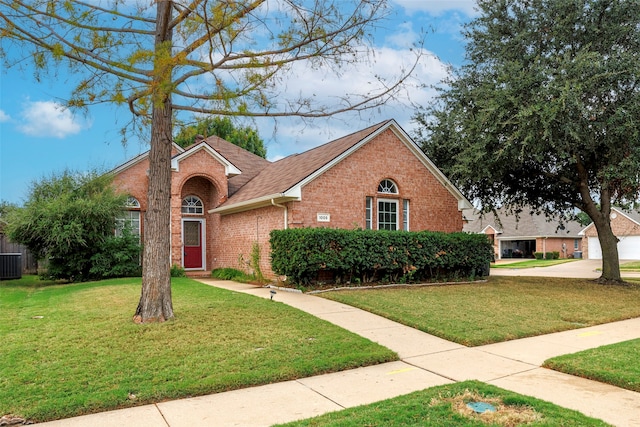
top-left (271, 199), bottom-right (288, 229)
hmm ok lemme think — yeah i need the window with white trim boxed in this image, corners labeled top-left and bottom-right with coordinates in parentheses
top-left (378, 199), bottom-right (398, 230)
top-left (365, 197), bottom-right (372, 230)
top-left (377, 179), bottom-right (398, 194)
top-left (116, 196), bottom-right (141, 237)
top-left (181, 195), bottom-right (204, 214)
top-left (402, 199), bottom-right (409, 231)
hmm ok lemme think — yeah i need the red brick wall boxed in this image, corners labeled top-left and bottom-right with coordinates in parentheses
top-left (216, 205), bottom-right (286, 277)
top-left (536, 237), bottom-right (580, 259)
top-left (170, 149), bottom-right (229, 270)
top-left (113, 147), bottom-right (230, 271)
top-left (290, 128), bottom-right (463, 232)
top-left (112, 158), bottom-right (149, 237)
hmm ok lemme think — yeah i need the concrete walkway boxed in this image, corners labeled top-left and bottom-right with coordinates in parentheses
top-left (36, 271), bottom-right (640, 427)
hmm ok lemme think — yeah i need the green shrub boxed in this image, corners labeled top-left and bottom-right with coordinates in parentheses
top-left (545, 252), bottom-right (554, 260)
top-left (552, 251), bottom-right (560, 259)
top-left (89, 229), bottom-right (141, 278)
top-left (170, 264), bottom-right (186, 277)
top-left (270, 228), bottom-right (493, 286)
top-left (534, 252), bottom-right (544, 260)
top-left (211, 268), bottom-right (255, 282)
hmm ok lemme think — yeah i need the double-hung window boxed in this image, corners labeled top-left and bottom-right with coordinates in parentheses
top-left (116, 196), bottom-right (141, 238)
top-left (378, 199), bottom-right (398, 230)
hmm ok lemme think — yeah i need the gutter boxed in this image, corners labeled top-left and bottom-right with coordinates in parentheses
top-left (271, 199), bottom-right (288, 229)
top-left (209, 193), bottom-right (298, 215)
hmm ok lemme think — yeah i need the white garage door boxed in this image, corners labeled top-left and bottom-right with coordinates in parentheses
top-left (587, 236), bottom-right (640, 260)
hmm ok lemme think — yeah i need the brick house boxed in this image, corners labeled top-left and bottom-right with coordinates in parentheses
top-left (111, 119), bottom-right (471, 277)
top-left (579, 207), bottom-right (640, 260)
top-left (464, 208), bottom-right (583, 260)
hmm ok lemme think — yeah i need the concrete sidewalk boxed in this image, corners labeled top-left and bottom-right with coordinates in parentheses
top-left (35, 279), bottom-right (640, 427)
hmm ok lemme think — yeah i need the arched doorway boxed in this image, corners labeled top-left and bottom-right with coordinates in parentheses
top-left (179, 176), bottom-right (219, 271)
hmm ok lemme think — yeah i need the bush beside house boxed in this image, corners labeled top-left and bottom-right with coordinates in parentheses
top-left (270, 228), bottom-right (493, 286)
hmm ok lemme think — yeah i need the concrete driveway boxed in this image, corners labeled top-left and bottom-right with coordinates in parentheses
top-left (491, 259), bottom-right (640, 279)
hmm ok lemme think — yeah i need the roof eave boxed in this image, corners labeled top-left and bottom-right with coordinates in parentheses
top-left (209, 193), bottom-right (299, 215)
top-left (172, 144), bottom-right (242, 176)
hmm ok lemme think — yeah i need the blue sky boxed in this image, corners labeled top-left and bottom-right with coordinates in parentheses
top-left (0, 0), bottom-right (477, 205)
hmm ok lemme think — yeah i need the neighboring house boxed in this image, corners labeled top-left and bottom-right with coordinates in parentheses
top-left (111, 119), bottom-right (472, 277)
top-left (464, 208), bottom-right (583, 260)
top-left (579, 207), bottom-right (640, 260)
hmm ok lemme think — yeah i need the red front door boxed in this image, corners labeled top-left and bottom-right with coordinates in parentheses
top-left (183, 220), bottom-right (203, 269)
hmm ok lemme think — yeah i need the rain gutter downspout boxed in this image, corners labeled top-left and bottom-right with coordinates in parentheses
top-left (271, 199), bottom-right (288, 229)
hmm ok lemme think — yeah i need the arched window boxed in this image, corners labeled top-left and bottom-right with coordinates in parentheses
top-left (377, 179), bottom-right (398, 194)
top-left (125, 196), bottom-right (140, 208)
top-left (182, 195), bottom-right (204, 214)
top-left (116, 196), bottom-right (141, 237)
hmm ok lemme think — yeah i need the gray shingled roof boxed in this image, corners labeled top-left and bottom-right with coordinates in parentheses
top-left (219, 120), bottom-right (391, 206)
top-left (464, 208), bottom-right (583, 238)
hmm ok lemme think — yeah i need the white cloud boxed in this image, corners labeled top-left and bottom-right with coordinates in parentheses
top-left (392, 0), bottom-right (478, 16)
top-left (0, 110), bottom-right (10, 122)
top-left (254, 45), bottom-right (450, 159)
top-left (17, 100), bottom-right (90, 138)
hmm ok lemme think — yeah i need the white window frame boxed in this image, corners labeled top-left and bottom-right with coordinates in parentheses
top-left (365, 196), bottom-right (373, 230)
top-left (181, 195), bottom-right (204, 215)
top-left (116, 196), bottom-right (141, 237)
top-left (378, 179), bottom-right (398, 194)
top-left (402, 199), bottom-right (409, 231)
top-left (378, 198), bottom-right (399, 231)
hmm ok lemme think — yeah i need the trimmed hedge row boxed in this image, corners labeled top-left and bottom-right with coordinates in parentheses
top-left (534, 251), bottom-right (560, 260)
top-left (270, 228), bottom-right (493, 285)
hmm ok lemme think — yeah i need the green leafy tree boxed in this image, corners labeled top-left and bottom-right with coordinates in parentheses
top-left (5, 171), bottom-right (140, 281)
top-left (174, 116), bottom-right (266, 158)
top-left (1, 1), bottom-right (420, 322)
top-left (415, 0), bottom-right (640, 283)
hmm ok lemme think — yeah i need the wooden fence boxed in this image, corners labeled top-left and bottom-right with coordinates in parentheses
top-left (0, 234), bottom-right (38, 274)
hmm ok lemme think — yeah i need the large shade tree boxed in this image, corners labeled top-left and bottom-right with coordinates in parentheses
top-left (1, 0), bottom-right (420, 322)
top-left (415, 0), bottom-right (640, 283)
top-left (174, 116), bottom-right (266, 158)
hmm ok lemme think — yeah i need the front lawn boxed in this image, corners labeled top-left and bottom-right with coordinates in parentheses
top-left (320, 276), bottom-right (640, 346)
top-left (620, 261), bottom-right (640, 272)
top-left (0, 276), bottom-right (396, 423)
top-left (544, 339), bottom-right (640, 393)
top-left (491, 259), bottom-right (577, 269)
top-left (275, 380), bottom-right (609, 427)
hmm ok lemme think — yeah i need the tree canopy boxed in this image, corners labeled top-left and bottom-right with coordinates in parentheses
top-left (5, 171), bottom-right (141, 281)
top-left (1, 1), bottom-right (419, 321)
top-left (415, 0), bottom-right (640, 282)
top-left (174, 116), bottom-right (266, 158)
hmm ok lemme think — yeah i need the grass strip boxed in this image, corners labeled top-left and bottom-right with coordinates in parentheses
top-left (544, 339), bottom-right (640, 392)
top-left (620, 261), bottom-right (640, 272)
top-left (320, 276), bottom-right (640, 346)
top-left (491, 259), bottom-right (577, 269)
top-left (0, 276), bottom-right (396, 423)
top-left (275, 380), bottom-right (610, 426)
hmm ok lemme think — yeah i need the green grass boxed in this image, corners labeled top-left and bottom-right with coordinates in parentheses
top-left (275, 380), bottom-right (609, 427)
top-left (320, 276), bottom-right (640, 346)
top-left (544, 339), bottom-right (640, 393)
top-left (491, 259), bottom-right (577, 269)
top-left (0, 276), bottom-right (396, 423)
top-left (620, 261), bottom-right (640, 272)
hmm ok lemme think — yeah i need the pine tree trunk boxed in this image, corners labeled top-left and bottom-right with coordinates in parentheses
top-left (133, 0), bottom-right (174, 323)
